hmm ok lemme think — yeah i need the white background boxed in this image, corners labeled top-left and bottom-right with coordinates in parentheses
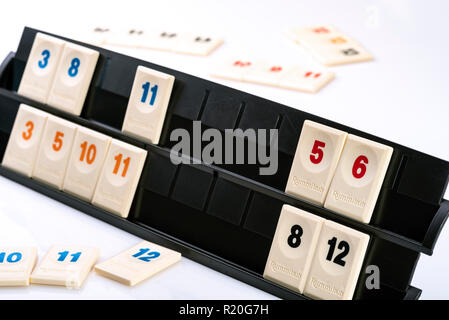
top-left (0, 0), bottom-right (448, 299)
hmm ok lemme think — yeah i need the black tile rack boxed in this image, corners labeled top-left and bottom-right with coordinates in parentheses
top-left (0, 27), bottom-right (448, 300)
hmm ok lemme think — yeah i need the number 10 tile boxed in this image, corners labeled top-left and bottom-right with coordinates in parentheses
top-left (0, 247), bottom-right (37, 287)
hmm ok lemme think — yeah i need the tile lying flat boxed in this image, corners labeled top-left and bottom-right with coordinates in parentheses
top-left (286, 25), bottom-right (341, 43)
top-left (307, 43), bottom-right (373, 66)
top-left (287, 25), bottom-right (373, 66)
top-left (145, 30), bottom-right (181, 51)
top-left (95, 240), bottom-right (181, 286)
top-left (277, 66), bottom-right (334, 93)
top-left (173, 33), bottom-right (223, 56)
top-left (242, 62), bottom-right (290, 87)
top-left (31, 245), bottom-right (99, 289)
top-left (106, 28), bottom-right (149, 48)
top-left (83, 27), bottom-right (113, 46)
top-left (211, 60), bottom-right (334, 93)
top-left (211, 59), bottom-right (257, 81)
top-left (0, 247), bottom-right (37, 287)
top-left (104, 29), bottom-right (223, 55)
